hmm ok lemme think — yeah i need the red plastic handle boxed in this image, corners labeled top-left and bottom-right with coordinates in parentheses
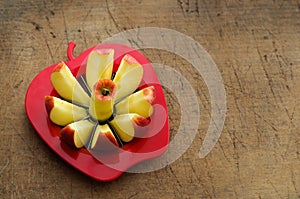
top-left (67, 41), bottom-right (77, 61)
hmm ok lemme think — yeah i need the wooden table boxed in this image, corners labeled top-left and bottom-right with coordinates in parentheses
top-left (1, 0), bottom-right (299, 198)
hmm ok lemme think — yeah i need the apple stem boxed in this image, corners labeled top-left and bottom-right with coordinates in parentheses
top-left (101, 87), bottom-right (111, 96)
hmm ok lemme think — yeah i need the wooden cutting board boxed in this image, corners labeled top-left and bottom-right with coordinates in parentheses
top-left (0, 0), bottom-right (299, 198)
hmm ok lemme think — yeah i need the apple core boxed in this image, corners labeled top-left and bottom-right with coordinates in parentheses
top-left (89, 79), bottom-right (116, 121)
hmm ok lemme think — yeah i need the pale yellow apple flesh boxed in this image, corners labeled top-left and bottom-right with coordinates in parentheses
top-left (91, 124), bottom-right (119, 150)
top-left (89, 79), bottom-right (116, 121)
top-left (45, 96), bottom-right (88, 126)
top-left (115, 86), bottom-right (155, 118)
top-left (48, 53), bottom-right (151, 150)
top-left (60, 120), bottom-right (95, 148)
top-left (109, 113), bottom-right (150, 142)
top-left (113, 54), bottom-right (143, 102)
top-left (50, 62), bottom-right (90, 106)
top-left (86, 49), bottom-right (114, 91)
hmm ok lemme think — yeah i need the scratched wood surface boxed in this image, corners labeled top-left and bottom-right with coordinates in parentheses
top-left (1, 0), bottom-right (299, 198)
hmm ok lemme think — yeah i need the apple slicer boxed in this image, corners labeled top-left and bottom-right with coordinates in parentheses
top-left (25, 42), bottom-right (169, 181)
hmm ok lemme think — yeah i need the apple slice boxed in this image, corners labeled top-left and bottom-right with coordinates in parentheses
top-left (113, 54), bottom-right (143, 102)
top-left (50, 62), bottom-right (90, 106)
top-left (115, 86), bottom-right (155, 118)
top-left (90, 124), bottom-right (119, 151)
top-left (45, 96), bottom-right (88, 126)
top-left (86, 49), bottom-right (114, 91)
top-left (109, 113), bottom-right (150, 142)
top-left (60, 120), bottom-right (95, 148)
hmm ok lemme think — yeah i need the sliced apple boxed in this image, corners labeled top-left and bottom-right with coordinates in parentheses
top-left (89, 79), bottom-right (117, 121)
top-left (86, 49), bottom-right (114, 91)
top-left (50, 62), bottom-right (90, 106)
top-left (115, 86), bottom-right (155, 118)
top-left (90, 124), bottom-right (119, 151)
top-left (45, 96), bottom-right (88, 126)
top-left (60, 120), bottom-right (95, 148)
top-left (113, 54), bottom-right (143, 102)
top-left (109, 113), bottom-right (150, 142)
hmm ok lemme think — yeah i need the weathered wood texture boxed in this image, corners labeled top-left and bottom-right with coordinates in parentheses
top-left (0, 0), bottom-right (299, 198)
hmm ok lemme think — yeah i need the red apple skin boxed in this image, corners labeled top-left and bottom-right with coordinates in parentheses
top-left (143, 86), bottom-right (156, 104)
top-left (53, 62), bottom-right (65, 72)
top-left (60, 126), bottom-right (77, 148)
top-left (131, 115), bottom-right (151, 139)
top-left (133, 115), bottom-right (151, 127)
top-left (96, 49), bottom-right (113, 55)
top-left (44, 96), bottom-right (54, 114)
top-left (92, 131), bottom-right (119, 151)
top-left (123, 54), bottom-right (139, 65)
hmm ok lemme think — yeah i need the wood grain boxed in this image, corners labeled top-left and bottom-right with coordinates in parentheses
top-left (1, 0), bottom-right (299, 198)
